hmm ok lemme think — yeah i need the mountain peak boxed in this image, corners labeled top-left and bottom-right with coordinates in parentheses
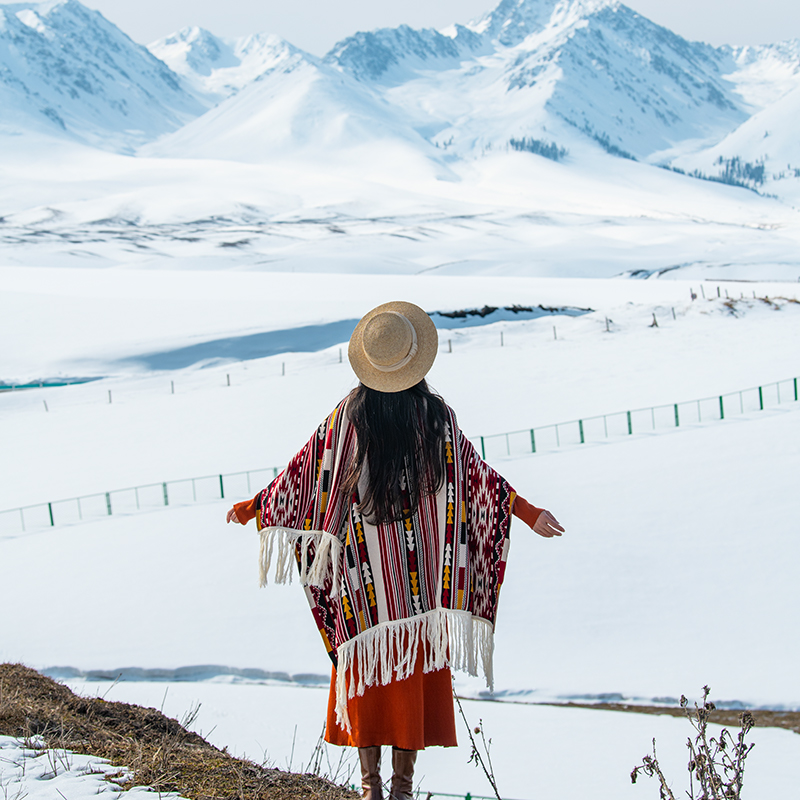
top-left (148, 26), bottom-right (306, 104)
top-left (0, 0), bottom-right (202, 149)
top-left (149, 26), bottom-right (239, 76)
top-left (468, 0), bottom-right (619, 46)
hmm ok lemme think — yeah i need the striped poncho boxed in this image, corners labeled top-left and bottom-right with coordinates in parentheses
top-left (256, 397), bottom-right (515, 731)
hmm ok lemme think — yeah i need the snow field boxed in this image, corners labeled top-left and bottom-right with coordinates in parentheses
top-left (53, 681), bottom-right (800, 800)
top-left (1, 270), bottom-right (798, 509)
top-left (2, 267), bottom-right (799, 799)
top-left (2, 135), bottom-right (799, 280)
top-left (1, 401), bottom-right (798, 706)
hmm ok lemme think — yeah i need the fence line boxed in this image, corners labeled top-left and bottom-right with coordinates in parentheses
top-left (474, 376), bottom-right (798, 462)
top-left (0, 467), bottom-right (281, 536)
top-left (1, 376), bottom-right (797, 536)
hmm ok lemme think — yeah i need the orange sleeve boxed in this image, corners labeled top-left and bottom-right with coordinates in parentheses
top-left (233, 496), bottom-right (258, 525)
top-left (512, 495), bottom-right (544, 530)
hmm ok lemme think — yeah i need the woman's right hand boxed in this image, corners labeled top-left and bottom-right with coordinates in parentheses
top-left (226, 507), bottom-right (242, 524)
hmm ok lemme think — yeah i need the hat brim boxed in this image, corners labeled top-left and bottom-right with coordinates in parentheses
top-left (348, 301), bottom-right (438, 393)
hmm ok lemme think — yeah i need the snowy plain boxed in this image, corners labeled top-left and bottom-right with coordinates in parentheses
top-left (2, 265), bottom-right (800, 798)
top-left (44, 685), bottom-right (800, 800)
top-left (2, 131), bottom-right (800, 281)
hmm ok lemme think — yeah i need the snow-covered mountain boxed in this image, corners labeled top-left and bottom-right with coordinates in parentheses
top-left (673, 38), bottom-right (800, 198)
top-left (148, 27), bottom-right (304, 106)
top-left (725, 39), bottom-right (800, 108)
top-left (325, 0), bottom-right (751, 161)
top-left (325, 24), bottom-right (486, 85)
top-left (2, 0), bottom-right (800, 203)
top-left (146, 0), bottom-right (800, 180)
top-left (0, 0), bottom-right (203, 151)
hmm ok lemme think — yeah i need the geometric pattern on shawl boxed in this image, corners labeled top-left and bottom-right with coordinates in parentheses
top-left (256, 397), bottom-right (515, 731)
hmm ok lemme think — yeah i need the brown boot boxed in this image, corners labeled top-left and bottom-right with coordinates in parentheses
top-left (389, 747), bottom-right (417, 800)
top-left (358, 746), bottom-right (383, 800)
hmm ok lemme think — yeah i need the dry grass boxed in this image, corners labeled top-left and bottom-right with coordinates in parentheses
top-left (547, 700), bottom-right (800, 735)
top-left (0, 663), bottom-right (358, 800)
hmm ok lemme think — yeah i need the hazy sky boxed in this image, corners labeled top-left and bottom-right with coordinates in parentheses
top-left (81, 0), bottom-right (800, 54)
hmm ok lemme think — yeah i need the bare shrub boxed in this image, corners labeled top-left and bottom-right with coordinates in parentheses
top-left (631, 686), bottom-right (755, 800)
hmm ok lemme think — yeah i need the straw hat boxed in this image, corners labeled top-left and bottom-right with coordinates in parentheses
top-left (348, 301), bottom-right (438, 393)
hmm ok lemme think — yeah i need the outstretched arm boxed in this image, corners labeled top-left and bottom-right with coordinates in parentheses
top-left (513, 495), bottom-right (564, 538)
top-left (226, 496), bottom-right (258, 525)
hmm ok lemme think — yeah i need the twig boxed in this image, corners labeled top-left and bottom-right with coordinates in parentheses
top-left (452, 681), bottom-right (501, 800)
top-left (288, 724), bottom-right (297, 771)
top-left (101, 673), bottom-right (122, 701)
top-left (159, 685), bottom-right (169, 713)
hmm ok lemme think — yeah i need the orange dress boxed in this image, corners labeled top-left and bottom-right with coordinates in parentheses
top-left (325, 650), bottom-right (458, 749)
top-left (234, 494), bottom-right (542, 749)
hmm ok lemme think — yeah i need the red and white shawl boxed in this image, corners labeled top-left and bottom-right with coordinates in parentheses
top-left (256, 397), bottom-right (515, 731)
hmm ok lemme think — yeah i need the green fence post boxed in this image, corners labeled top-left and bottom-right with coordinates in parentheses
top-left (719, 396), bottom-right (724, 420)
top-left (758, 386), bottom-right (763, 410)
top-left (105, 492), bottom-right (112, 516)
top-left (219, 474), bottom-right (225, 499)
top-left (48, 502), bottom-right (54, 527)
top-left (674, 404), bottom-right (680, 427)
top-left (795, 377), bottom-right (798, 402)
top-left (530, 428), bottom-right (536, 454)
top-left (626, 411), bottom-right (632, 435)
top-left (579, 419), bottom-right (585, 444)
top-left (480, 436), bottom-right (486, 460)
top-left (162, 482), bottom-right (169, 506)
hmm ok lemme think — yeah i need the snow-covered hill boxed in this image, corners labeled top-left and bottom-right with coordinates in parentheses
top-left (672, 84), bottom-right (800, 203)
top-left (140, 48), bottom-right (452, 181)
top-left (664, 41), bottom-right (800, 202)
top-left (0, 0), bottom-right (203, 151)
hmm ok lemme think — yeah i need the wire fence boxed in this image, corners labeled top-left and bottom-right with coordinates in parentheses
top-left (476, 376), bottom-right (798, 461)
top-left (0, 467), bottom-right (280, 537)
top-left (1, 376), bottom-right (797, 537)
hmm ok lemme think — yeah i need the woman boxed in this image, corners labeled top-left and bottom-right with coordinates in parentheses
top-left (227, 301), bottom-right (563, 800)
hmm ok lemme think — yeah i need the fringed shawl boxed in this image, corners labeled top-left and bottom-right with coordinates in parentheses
top-left (257, 398), bottom-right (515, 731)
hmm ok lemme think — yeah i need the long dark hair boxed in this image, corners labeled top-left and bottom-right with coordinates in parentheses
top-left (342, 379), bottom-right (449, 525)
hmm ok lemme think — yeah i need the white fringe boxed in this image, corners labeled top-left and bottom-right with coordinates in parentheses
top-left (334, 608), bottom-right (495, 732)
top-left (258, 527), bottom-right (342, 589)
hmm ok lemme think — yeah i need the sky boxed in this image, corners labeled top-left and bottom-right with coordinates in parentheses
top-left (80, 0), bottom-right (800, 54)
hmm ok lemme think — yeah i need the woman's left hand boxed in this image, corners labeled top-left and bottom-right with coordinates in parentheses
top-left (532, 510), bottom-right (564, 538)
top-left (226, 507), bottom-right (242, 524)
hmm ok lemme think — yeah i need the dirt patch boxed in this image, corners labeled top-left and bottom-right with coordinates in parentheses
top-left (0, 663), bottom-right (357, 800)
top-left (546, 700), bottom-right (800, 735)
